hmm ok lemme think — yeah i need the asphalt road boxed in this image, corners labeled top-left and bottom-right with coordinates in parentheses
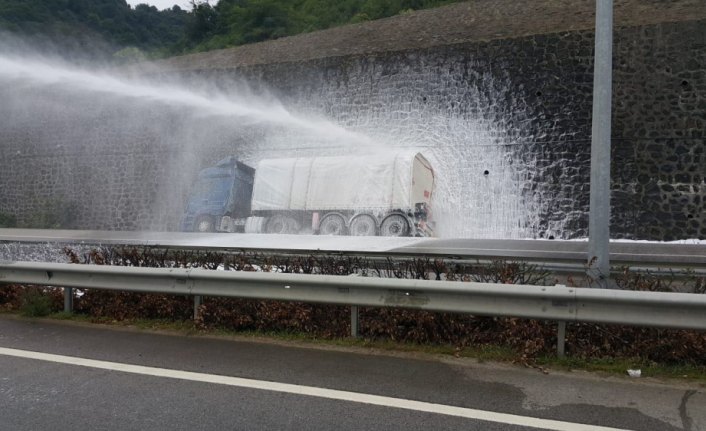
top-left (0, 316), bottom-right (704, 431)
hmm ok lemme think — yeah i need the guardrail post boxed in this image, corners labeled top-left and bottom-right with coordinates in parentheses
top-left (63, 287), bottom-right (73, 313)
top-left (193, 295), bottom-right (202, 320)
top-left (351, 305), bottom-right (359, 337)
top-left (557, 321), bottom-right (567, 358)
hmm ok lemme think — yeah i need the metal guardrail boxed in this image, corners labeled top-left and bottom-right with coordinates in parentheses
top-left (1, 229), bottom-right (705, 264)
top-left (1, 261), bottom-right (705, 357)
top-left (1, 229), bottom-right (705, 279)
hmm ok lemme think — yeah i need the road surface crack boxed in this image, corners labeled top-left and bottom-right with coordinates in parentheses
top-left (679, 389), bottom-right (696, 431)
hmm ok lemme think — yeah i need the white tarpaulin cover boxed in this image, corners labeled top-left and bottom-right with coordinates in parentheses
top-left (251, 151), bottom-right (433, 212)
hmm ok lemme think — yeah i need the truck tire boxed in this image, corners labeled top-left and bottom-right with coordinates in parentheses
top-left (194, 215), bottom-right (215, 232)
top-left (380, 214), bottom-right (410, 237)
top-left (319, 213), bottom-right (347, 235)
top-left (349, 215), bottom-right (377, 236)
top-left (265, 215), bottom-right (299, 234)
top-left (244, 217), bottom-right (266, 234)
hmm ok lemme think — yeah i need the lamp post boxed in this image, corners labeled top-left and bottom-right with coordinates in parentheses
top-left (587, 0), bottom-right (613, 287)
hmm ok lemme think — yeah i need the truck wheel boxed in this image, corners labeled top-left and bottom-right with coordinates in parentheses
top-left (265, 215), bottom-right (299, 234)
top-left (319, 214), bottom-right (347, 235)
top-left (195, 216), bottom-right (215, 232)
top-left (349, 215), bottom-right (377, 236)
top-left (380, 214), bottom-right (410, 237)
top-left (244, 217), bottom-right (266, 234)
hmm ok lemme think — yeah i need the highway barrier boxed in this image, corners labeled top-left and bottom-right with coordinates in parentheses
top-left (2, 260), bottom-right (706, 357)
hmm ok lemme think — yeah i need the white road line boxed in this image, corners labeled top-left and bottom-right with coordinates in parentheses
top-left (0, 346), bottom-right (631, 431)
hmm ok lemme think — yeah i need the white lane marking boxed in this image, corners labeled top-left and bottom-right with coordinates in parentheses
top-left (0, 347), bottom-right (631, 431)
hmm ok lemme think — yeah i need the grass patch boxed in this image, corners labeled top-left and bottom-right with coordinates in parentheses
top-left (535, 355), bottom-right (706, 382)
top-left (196, 325), bottom-right (517, 360)
top-left (47, 313), bottom-right (198, 334)
top-left (51, 311), bottom-right (75, 320)
top-left (129, 318), bottom-right (199, 334)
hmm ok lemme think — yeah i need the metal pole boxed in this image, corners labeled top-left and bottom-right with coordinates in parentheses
top-left (350, 305), bottom-right (359, 337)
top-left (587, 0), bottom-right (613, 287)
top-left (193, 295), bottom-right (202, 320)
top-left (63, 287), bottom-right (73, 313)
top-left (557, 321), bottom-right (566, 358)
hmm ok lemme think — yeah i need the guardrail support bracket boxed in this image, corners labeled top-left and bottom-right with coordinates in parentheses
top-left (351, 305), bottom-right (359, 337)
top-left (193, 295), bottom-right (202, 321)
top-left (63, 287), bottom-right (73, 313)
top-left (557, 321), bottom-right (567, 358)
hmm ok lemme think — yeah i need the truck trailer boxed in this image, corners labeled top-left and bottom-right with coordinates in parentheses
top-left (180, 151), bottom-right (435, 237)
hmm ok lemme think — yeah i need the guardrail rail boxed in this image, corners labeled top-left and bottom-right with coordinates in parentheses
top-left (2, 260), bottom-right (705, 357)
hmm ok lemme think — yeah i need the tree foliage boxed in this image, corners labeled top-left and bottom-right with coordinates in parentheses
top-left (181, 0), bottom-right (463, 52)
top-left (0, 0), bottom-right (188, 59)
top-left (0, 0), bottom-right (464, 59)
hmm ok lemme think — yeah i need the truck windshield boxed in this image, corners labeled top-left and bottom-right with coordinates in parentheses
top-left (189, 176), bottom-right (231, 205)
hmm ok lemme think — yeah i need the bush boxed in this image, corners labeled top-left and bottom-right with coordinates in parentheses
top-left (0, 284), bottom-right (25, 310)
top-left (1, 285), bottom-right (63, 316)
top-left (57, 246), bottom-right (706, 366)
top-left (19, 287), bottom-right (53, 317)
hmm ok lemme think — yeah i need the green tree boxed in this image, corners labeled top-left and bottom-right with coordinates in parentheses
top-left (0, 0), bottom-right (189, 59)
top-left (113, 45), bottom-right (147, 63)
top-left (0, 0), bottom-right (464, 57)
top-left (186, 0), bottom-right (217, 42)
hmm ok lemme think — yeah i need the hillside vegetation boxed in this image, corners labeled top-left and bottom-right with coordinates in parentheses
top-left (0, 0), bottom-right (189, 59)
top-left (0, 0), bottom-right (463, 61)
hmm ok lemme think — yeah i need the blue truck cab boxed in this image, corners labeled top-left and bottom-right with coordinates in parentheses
top-left (180, 156), bottom-right (255, 232)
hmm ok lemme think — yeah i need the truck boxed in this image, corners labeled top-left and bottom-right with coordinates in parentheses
top-left (180, 151), bottom-right (435, 237)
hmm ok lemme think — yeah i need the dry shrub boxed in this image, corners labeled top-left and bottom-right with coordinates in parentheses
top-left (75, 290), bottom-right (193, 321)
top-left (567, 324), bottom-right (706, 365)
top-left (360, 309), bottom-right (555, 361)
top-left (0, 284), bottom-right (25, 310)
top-left (195, 298), bottom-right (350, 338)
